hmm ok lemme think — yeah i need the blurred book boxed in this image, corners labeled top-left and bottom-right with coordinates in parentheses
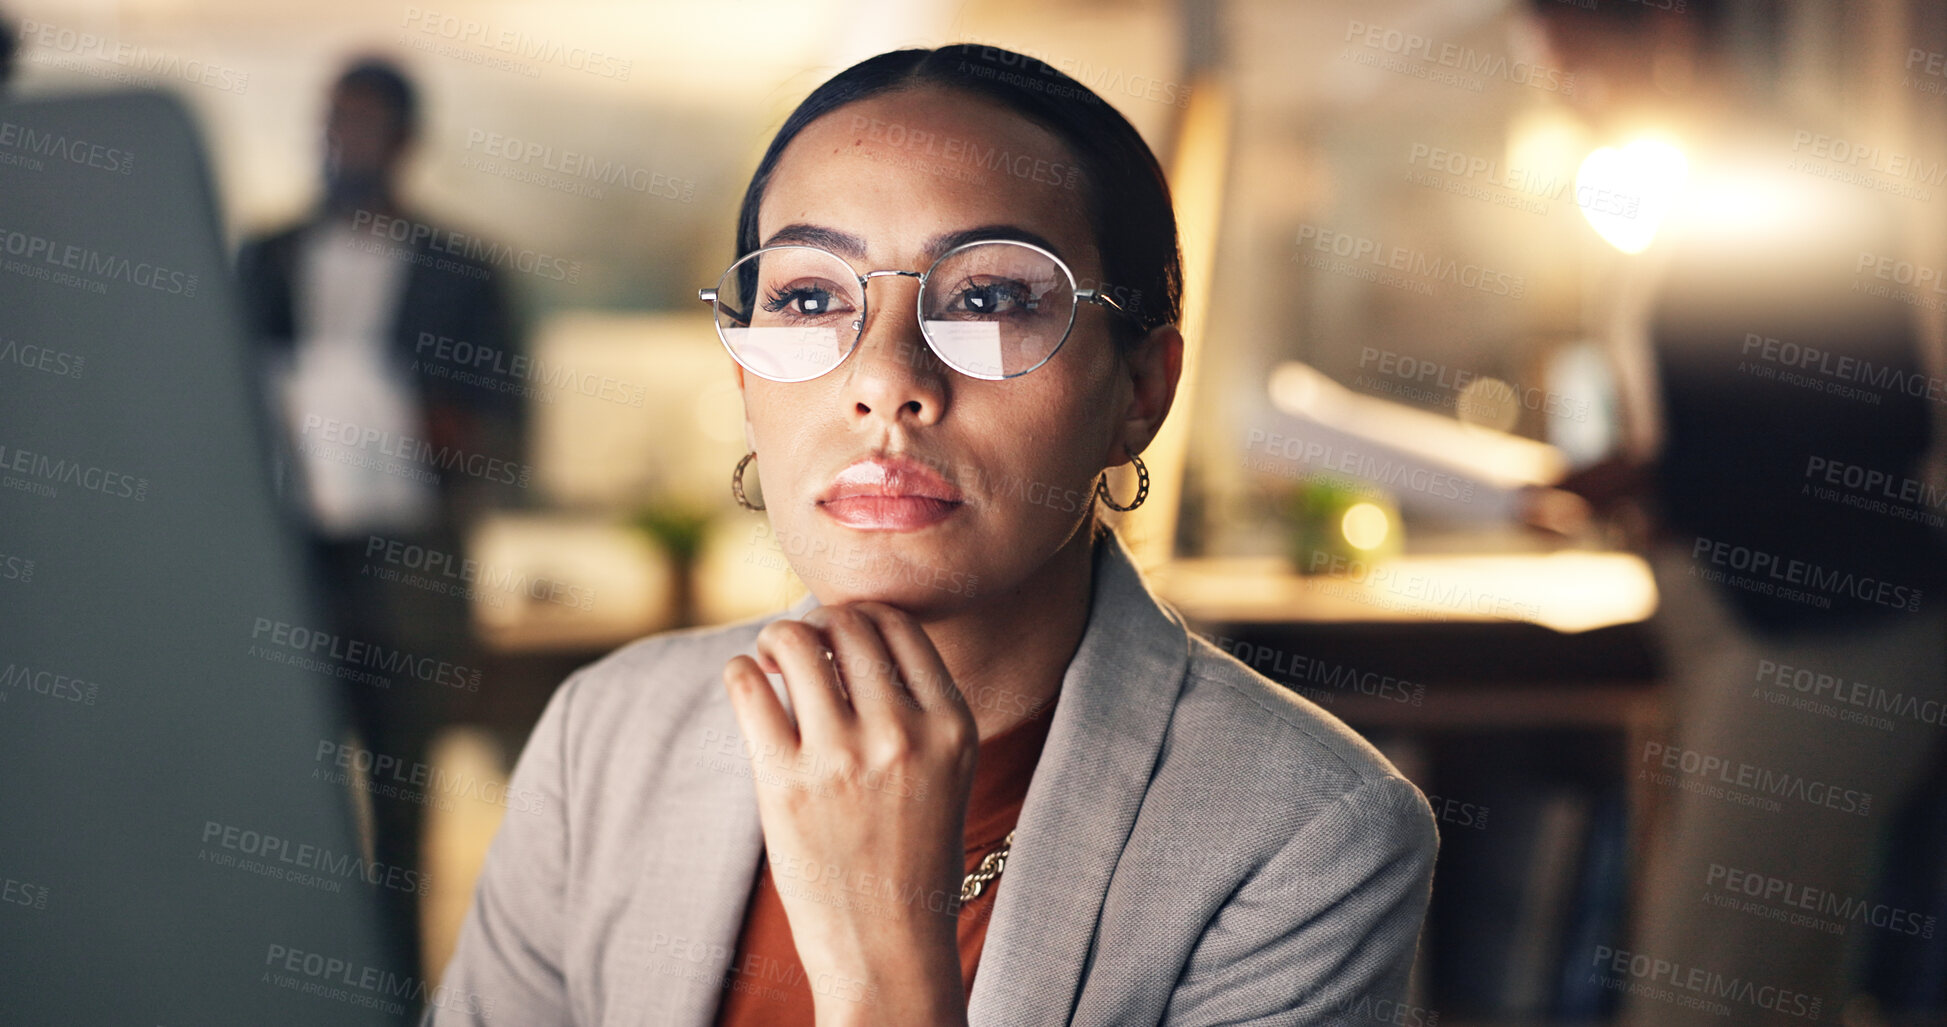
top-left (1260, 360), bottom-right (1566, 525)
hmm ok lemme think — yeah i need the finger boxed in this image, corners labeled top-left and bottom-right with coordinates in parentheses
top-left (803, 605), bottom-right (919, 722)
top-left (722, 655), bottom-right (799, 763)
top-left (755, 617), bottom-right (855, 745)
top-left (849, 602), bottom-right (971, 722)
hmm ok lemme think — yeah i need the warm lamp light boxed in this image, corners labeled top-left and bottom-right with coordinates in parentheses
top-left (1576, 138), bottom-right (1688, 254)
top-left (1341, 502), bottom-right (1391, 551)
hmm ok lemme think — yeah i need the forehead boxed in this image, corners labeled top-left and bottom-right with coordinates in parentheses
top-left (758, 86), bottom-right (1097, 270)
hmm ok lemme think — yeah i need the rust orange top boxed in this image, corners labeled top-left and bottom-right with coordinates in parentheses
top-left (713, 694), bottom-right (1061, 1025)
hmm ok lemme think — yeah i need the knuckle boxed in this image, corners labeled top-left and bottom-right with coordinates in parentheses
top-left (854, 600), bottom-right (899, 626)
top-left (874, 601), bottom-right (914, 626)
top-left (870, 730), bottom-right (920, 766)
top-left (828, 604), bottom-right (871, 632)
top-left (762, 619), bottom-right (821, 651)
top-left (825, 616), bottom-right (871, 658)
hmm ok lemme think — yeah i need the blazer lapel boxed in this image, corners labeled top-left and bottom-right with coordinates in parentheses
top-left (968, 532), bottom-right (1192, 1026)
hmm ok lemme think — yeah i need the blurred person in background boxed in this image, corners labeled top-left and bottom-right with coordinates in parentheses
top-left (235, 55), bottom-right (527, 979)
top-left (1524, 2), bottom-right (1947, 1023)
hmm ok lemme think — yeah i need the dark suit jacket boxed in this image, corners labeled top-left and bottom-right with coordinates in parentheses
top-left (1644, 120), bottom-right (1947, 637)
top-left (234, 210), bottom-right (528, 531)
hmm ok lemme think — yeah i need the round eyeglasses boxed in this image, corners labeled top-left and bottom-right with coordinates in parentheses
top-left (696, 239), bottom-right (1141, 382)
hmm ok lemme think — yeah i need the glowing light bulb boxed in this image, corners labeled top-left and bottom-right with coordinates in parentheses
top-left (1576, 138), bottom-right (1688, 254)
top-left (1341, 502), bottom-right (1391, 551)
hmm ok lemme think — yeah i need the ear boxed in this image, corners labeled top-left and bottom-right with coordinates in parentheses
top-left (731, 362), bottom-right (757, 453)
top-left (1110, 324), bottom-right (1184, 464)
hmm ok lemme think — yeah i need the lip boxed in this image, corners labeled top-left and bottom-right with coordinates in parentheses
top-left (817, 455), bottom-right (965, 531)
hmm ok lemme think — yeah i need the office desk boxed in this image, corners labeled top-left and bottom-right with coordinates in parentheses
top-left (1153, 549), bottom-right (1664, 729)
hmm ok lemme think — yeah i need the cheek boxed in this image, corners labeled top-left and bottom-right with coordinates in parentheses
top-left (744, 383), bottom-right (818, 446)
top-left (980, 386), bottom-right (1113, 504)
top-left (1039, 349), bottom-right (1121, 454)
top-left (742, 387), bottom-right (817, 497)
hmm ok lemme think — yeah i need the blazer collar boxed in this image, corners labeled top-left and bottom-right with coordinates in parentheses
top-left (636, 530), bottom-right (1190, 1026)
top-left (967, 530), bottom-right (1192, 1025)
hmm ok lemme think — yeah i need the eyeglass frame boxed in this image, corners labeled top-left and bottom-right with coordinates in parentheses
top-left (696, 238), bottom-right (1145, 383)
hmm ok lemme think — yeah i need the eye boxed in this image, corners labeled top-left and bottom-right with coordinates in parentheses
top-left (945, 277), bottom-right (1036, 317)
top-left (760, 280), bottom-right (852, 320)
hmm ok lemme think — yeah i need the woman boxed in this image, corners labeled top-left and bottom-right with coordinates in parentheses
top-left (434, 44), bottom-right (1436, 1027)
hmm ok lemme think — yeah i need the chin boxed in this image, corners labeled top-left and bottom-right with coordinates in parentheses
top-left (792, 550), bottom-right (986, 611)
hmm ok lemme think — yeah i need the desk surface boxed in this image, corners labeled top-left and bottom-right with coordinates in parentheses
top-left (1151, 550), bottom-right (1659, 634)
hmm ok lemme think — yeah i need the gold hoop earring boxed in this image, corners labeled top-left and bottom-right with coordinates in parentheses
top-left (732, 451), bottom-right (764, 511)
top-left (1096, 448), bottom-right (1149, 512)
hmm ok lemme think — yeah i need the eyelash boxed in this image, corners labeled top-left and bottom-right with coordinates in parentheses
top-left (761, 285), bottom-right (825, 315)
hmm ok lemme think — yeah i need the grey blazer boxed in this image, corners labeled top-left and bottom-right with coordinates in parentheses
top-left (430, 530), bottom-right (1438, 1026)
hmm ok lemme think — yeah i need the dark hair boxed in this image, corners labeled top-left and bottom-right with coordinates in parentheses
top-left (334, 57), bottom-right (418, 142)
top-left (733, 44), bottom-right (1183, 350)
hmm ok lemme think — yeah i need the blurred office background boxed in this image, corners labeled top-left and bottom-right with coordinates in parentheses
top-left (6, 0), bottom-right (1947, 1023)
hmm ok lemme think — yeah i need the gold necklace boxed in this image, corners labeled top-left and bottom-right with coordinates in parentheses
top-left (960, 829), bottom-right (1015, 902)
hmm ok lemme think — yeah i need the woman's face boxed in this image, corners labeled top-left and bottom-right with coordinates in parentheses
top-left (738, 85), bottom-right (1141, 614)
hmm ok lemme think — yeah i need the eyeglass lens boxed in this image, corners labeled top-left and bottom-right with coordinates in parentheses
top-left (712, 241), bottom-right (1077, 381)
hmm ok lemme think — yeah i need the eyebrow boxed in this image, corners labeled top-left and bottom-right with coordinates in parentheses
top-left (758, 222), bottom-right (1067, 264)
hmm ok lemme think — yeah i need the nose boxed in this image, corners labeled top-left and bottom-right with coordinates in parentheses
top-left (841, 274), bottom-right (948, 427)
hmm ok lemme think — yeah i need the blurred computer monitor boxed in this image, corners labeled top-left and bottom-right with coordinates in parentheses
top-left (0, 90), bottom-right (413, 1025)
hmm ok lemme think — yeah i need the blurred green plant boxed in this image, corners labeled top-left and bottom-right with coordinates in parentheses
top-left (630, 502), bottom-right (713, 564)
top-left (1283, 474), bottom-right (1402, 574)
top-left (631, 502), bottom-right (715, 627)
